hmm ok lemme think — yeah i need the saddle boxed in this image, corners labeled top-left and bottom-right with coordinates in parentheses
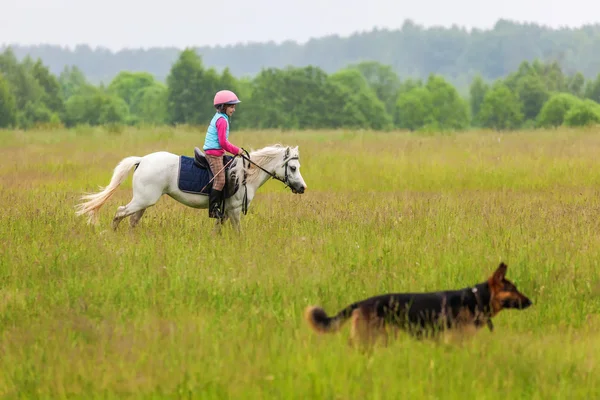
top-left (176, 147), bottom-right (238, 198)
top-left (193, 147), bottom-right (236, 173)
top-left (193, 147), bottom-right (211, 169)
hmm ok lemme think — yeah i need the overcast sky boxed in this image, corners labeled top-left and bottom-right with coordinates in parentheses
top-left (1, 0), bottom-right (597, 51)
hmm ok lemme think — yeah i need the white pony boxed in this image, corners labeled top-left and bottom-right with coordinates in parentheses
top-left (75, 144), bottom-right (307, 232)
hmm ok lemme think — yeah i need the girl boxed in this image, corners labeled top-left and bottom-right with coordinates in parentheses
top-left (203, 89), bottom-right (244, 220)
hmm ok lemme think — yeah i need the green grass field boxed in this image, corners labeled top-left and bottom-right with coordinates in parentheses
top-left (1, 126), bottom-right (600, 399)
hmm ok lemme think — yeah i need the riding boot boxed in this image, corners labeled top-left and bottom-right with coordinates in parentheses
top-left (208, 188), bottom-right (224, 219)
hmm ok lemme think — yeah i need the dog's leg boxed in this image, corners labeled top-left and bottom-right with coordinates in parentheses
top-left (350, 308), bottom-right (371, 351)
top-left (350, 308), bottom-right (387, 352)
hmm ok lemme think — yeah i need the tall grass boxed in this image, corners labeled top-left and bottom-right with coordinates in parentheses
top-left (1, 126), bottom-right (599, 398)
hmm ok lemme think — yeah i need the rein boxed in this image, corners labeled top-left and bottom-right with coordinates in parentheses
top-left (239, 148), bottom-right (298, 188)
top-left (198, 147), bottom-right (297, 216)
top-left (238, 147), bottom-right (298, 215)
top-left (199, 157), bottom-right (236, 194)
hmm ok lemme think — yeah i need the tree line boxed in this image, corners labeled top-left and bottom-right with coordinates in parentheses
top-left (4, 19), bottom-right (600, 88)
top-left (1, 46), bottom-right (600, 131)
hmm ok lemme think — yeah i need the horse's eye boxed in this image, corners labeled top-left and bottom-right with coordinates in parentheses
top-left (290, 166), bottom-right (297, 172)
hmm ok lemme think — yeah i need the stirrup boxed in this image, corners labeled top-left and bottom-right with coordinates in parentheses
top-left (209, 205), bottom-right (224, 219)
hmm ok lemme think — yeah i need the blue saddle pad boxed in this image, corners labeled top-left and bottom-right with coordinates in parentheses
top-left (177, 155), bottom-right (237, 197)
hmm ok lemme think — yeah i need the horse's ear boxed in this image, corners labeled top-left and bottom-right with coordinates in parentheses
top-left (285, 147), bottom-right (290, 159)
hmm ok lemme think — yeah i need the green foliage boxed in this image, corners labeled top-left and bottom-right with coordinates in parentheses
top-left (0, 50), bottom-right (46, 112)
top-left (584, 74), bottom-right (600, 103)
top-left (64, 88), bottom-right (130, 127)
top-left (240, 68), bottom-right (288, 129)
top-left (246, 66), bottom-right (341, 130)
top-left (563, 100), bottom-right (600, 127)
top-left (515, 73), bottom-right (550, 120)
top-left (567, 72), bottom-right (586, 97)
top-left (105, 71), bottom-right (169, 125)
top-left (0, 49), bottom-right (69, 129)
top-left (503, 61), bottom-right (557, 122)
top-left (130, 84), bottom-right (168, 125)
top-left (537, 93), bottom-right (582, 128)
top-left (2, 44), bottom-right (600, 132)
top-left (478, 83), bottom-right (524, 130)
top-left (219, 67), bottom-right (238, 92)
top-left (166, 49), bottom-right (220, 125)
top-left (107, 71), bottom-right (156, 106)
top-left (469, 75), bottom-right (488, 123)
top-left (395, 75), bottom-right (469, 131)
top-left (424, 74), bottom-right (470, 130)
top-left (8, 19), bottom-right (600, 88)
top-left (0, 72), bottom-right (17, 128)
top-left (396, 79), bottom-right (423, 98)
top-left (64, 93), bottom-right (96, 126)
top-left (17, 101), bottom-right (54, 129)
top-left (58, 66), bottom-right (90, 99)
top-left (534, 61), bottom-right (568, 93)
top-left (31, 59), bottom-right (65, 115)
top-left (165, 49), bottom-right (204, 125)
top-left (99, 96), bottom-right (130, 125)
top-left (347, 61), bottom-right (401, 115)
top-left (329, 69), bottom-right (392, 130)
top-left (395, 87), bottom-right (433, 131)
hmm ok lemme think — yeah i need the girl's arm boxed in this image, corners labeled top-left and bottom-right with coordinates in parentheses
top-left (216, 117), bottom-right (241, 155)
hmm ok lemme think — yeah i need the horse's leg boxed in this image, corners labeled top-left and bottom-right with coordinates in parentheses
top-left (129, 209), bottom-right (146, 228)
top-left (226, 208), bottom-right (242, 233)
top-left (113, 165), bottom-right (168, 230)
top-left (210, 211), bottom-right (229, 235)
top-left (113, 200), bottom-right (141, 231)
top-left (211, 219), bottom-right (223, 235)
top-left (113, 196), bottom-right (160, 231)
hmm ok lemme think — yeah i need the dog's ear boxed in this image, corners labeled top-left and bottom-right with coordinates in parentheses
top-left (492, 262), bottom-right (508, 284)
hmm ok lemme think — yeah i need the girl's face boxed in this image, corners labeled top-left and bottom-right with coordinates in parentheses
top-left (225, 104), bottom-right (236, 117)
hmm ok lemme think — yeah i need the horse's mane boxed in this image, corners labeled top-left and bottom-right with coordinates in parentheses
top-left (230, 144), bottom-right (298, 186)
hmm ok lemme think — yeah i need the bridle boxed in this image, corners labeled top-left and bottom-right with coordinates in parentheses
top-left (237, 147), bottom-right (299, 214)
top-left (239, 147), bottom-right (299, 189)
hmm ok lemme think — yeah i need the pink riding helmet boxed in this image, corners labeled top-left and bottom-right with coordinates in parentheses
top-left (213, 90), bottom-right (241, 106)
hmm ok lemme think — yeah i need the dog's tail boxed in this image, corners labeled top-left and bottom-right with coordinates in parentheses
top-left (304, 304), bottom-right (358, 334)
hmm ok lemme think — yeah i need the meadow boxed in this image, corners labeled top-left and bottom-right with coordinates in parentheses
top-left (1, 125), bottom-right (600, 399)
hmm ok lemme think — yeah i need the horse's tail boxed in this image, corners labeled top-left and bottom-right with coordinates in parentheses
top-left (304, 304), bottom-right (358, 334)
top-left (75, 156), bottom-right (142, 225)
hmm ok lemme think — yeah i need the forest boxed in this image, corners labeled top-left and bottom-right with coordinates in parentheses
top-left (4, 19), bottom-right (600, 86)
top-left (2, 19), bottom-right (600, 132)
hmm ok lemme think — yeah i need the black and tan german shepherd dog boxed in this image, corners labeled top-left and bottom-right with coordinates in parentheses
top-left (305, 262), bottom-right (532, 347)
